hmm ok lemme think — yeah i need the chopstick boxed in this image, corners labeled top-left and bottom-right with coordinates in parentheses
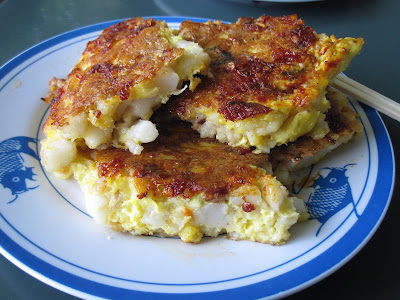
top-left (331, 73), bottom-right (400, 122)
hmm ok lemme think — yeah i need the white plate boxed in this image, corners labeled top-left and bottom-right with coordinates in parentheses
top-left (0, 17), bottom-right (395, 299)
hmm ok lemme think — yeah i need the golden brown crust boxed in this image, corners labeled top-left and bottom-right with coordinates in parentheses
top-left (168, 15), bottom-right (363, 121)
top-left (41, 77), bottom-right (66, 104)
top-left (44, 17), bottom-right (184, 129)
top-left (270, 89), bottom-right (363, 167)
top-left (90, 120), bottom-right (269, 201)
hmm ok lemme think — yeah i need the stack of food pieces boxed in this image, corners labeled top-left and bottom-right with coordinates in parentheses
top-left (40, 15), bottom-right (363, 244)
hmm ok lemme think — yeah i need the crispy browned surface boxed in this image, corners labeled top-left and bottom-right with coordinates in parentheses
top-left (41, 77), bottom-right (66, 104)
top-left (90, 120), bottom-right (269, 200)
top-left (270, 90), bottom-right (363, 167)
top-left (44, 17), bottom-right (184, 129)
top-left (168, 15), bottom-right (363, 121)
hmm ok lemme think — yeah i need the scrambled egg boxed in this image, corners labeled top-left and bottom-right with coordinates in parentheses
top-left (193, 97), bottom-right (331, 153)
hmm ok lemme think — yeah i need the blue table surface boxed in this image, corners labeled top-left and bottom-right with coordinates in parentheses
top-left (0, 0), bottom-right (399, 299)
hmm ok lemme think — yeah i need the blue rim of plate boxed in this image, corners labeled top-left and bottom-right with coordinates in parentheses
top-left (0, 16), bottom-right (395, 299)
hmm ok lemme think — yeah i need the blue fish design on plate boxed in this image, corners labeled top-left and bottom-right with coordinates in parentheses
top-left (0, 136), bottom-right (40, 203)
top-left (307, 163), bottom-right (360, 235)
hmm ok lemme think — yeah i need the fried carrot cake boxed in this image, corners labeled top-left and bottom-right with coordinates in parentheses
top-left (39, 16), bottom-right (365, 245)
top-left (40, 17), bottom-right (210, 176)
top-left (167, 15), bottom-right (363, 153)
top-left (71, 120), bottom-right (308, 245)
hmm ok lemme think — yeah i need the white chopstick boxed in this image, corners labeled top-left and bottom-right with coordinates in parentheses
top-left (331, 73), bottom-right (400, 122)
